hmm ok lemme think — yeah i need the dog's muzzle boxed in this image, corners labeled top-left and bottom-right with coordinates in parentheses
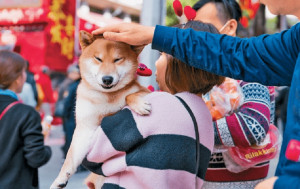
top-left (101, 76), bottom-right (114, 89)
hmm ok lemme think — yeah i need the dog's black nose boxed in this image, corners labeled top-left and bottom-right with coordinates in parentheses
top-left (102, 76), bottom-right (113, 85)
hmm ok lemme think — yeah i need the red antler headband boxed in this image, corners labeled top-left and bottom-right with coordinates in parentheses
top-left (173, 0), bottom-right (196, 21)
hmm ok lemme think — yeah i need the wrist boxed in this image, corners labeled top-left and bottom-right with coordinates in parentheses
top-left (146, 26), bottom-right (155, 45)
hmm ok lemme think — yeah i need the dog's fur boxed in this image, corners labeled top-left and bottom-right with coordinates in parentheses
top-left (50, 31), bottom-right (150, 189)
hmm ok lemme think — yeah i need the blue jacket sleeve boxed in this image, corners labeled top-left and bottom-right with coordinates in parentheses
top-left (152, 24), bottom-right (300, 86)
top-left (275, 175), bottom-right (300, 189)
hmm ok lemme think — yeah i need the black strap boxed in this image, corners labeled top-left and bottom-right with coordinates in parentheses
top-left (175, 96), bottom-right (200, 188)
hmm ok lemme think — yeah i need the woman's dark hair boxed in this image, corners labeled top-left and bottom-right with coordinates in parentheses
top-left (165, 21), bottom-right (225, 95)
top-left (193, 0), bottom-right (242, 24)
top-left (0, 50), bottom-right (26, 89)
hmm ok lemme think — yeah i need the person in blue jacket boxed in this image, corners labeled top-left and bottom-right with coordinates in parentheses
top-left (92, 1), bottom-right (300, 189)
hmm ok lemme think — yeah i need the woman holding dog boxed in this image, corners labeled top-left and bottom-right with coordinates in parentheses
top-left (0, 50), bottom-right (52, 189)
top-left (92, 0), bottom-right (300, 188)
top-left (82, 21), bottom-right (224, 189)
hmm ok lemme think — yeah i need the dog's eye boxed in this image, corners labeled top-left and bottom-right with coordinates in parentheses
top-left (94, 56), bottom-right (102, 63)
top-left (114, 58), bottom-right (123, 63)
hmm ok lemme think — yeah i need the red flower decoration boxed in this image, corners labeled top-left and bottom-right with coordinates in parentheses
top-left (173, 0), bottom-right (183, 17)
top-left (240, 16), bottom-right (249, 28)
top-left (184, 6), bottom-right (196, 21)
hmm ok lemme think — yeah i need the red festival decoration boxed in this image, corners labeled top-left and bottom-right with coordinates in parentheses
top-left (45, 0), bottom-right (76, 72)
top-left (0, 0), bottom-right (50, 73)
top-left (0, 0), bottom-right (76, 73)
top-left (0, 0), bottom-right (49, 26)
top-left (239, 0), bottom-right (260, 27)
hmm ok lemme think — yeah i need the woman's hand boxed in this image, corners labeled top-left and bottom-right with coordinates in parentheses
top-left (255, 176), bottom-right (278, 189)
top-left (92, 23), bottom-right (155, 46)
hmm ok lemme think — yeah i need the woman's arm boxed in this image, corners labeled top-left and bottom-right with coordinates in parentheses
top-left (214, 82), bottom-right (272, 148)
top-left (256, 175), bottom-right (300, 189)
top-left (82, 108), bottom-right (143, 175)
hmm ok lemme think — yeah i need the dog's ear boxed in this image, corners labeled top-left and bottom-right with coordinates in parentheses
top-left (79, 30), bottom-right (94, 49)
top-left (131, 45), bottom-right (145, 56)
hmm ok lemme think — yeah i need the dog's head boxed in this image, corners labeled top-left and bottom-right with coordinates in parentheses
top-left (79, 30), bottom-right (144, 92)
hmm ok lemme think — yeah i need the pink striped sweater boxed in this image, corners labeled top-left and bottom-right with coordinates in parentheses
top-left (83, 92), bottom-right (214, 189)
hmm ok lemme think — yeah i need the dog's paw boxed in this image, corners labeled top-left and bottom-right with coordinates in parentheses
top-left (50, 181), bottom-right (68, 189)
top-left (50, 175), bottom-right (69, 189)
top-left (130, 100), bottom-right (151, 115)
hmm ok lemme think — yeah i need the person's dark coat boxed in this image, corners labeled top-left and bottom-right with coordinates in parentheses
top-left (0, 95), bottom-right (51, 189)
top-left (26, 71), bottom-right (38, 103)
top-left (61, 79), bottom-right (80, 157)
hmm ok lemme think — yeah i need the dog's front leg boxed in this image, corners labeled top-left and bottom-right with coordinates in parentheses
top-left (50, 125), bottom-right (97, 188)
top-left (126, 87), bottom-right (151, 115)
top-left (50, 99), bottom-right (100, 189)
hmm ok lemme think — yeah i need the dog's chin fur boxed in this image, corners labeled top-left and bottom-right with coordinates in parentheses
top-left (98, 83), bottom-right (120, 92)
top-left (82, 71), bottom-right (136, 93)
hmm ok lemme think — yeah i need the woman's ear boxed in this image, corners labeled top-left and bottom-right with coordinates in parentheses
top-left (222, 19), bottom-right (238, 36)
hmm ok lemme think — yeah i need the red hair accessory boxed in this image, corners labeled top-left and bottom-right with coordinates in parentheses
top-left (147, 85), bottom-right (155, 92)
top-left (136, 63), bottom-right (152, 77)
top-left (173, 0), bottom-right (183, 17)
top-left (173, 0), bottom-right (196, 21)
top-left (184, 6), bottom-right (196, 21)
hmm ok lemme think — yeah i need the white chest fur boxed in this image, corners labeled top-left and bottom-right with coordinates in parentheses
top-left (75, 82), bottom-right (140, 125)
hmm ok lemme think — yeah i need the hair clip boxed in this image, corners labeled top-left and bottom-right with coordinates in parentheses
top-left (137, 63), bottom-right (152, 77)
top-left (173, 0), bottom-right (196, 21)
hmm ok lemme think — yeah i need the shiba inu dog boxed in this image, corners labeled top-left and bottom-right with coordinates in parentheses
top-left (50, 31), bottom-right (151, 189)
